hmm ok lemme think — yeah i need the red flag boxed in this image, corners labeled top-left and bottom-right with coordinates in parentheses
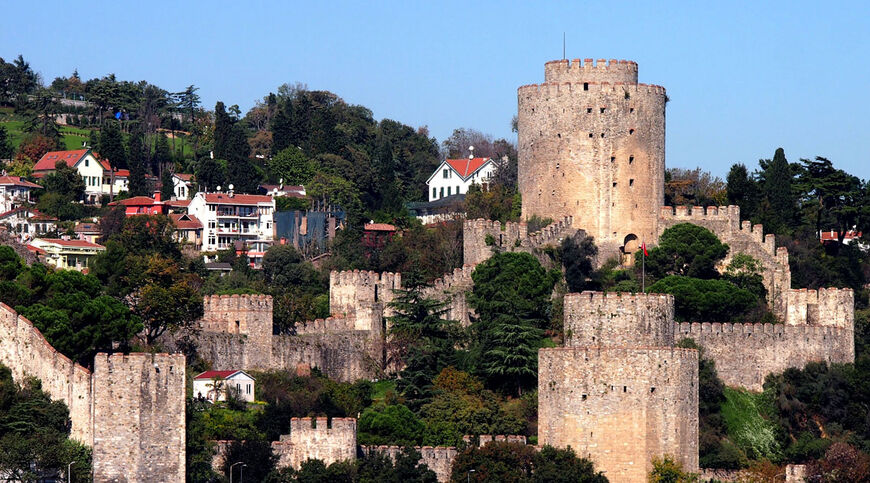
top-left (642, 242), bottom-right (648, 257)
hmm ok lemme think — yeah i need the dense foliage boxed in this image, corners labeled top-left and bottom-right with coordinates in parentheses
top-left (449, 442), bottom-right (606, 483)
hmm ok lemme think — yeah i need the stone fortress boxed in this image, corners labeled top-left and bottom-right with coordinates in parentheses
top-left (0, 57), bottom-right (855, 482)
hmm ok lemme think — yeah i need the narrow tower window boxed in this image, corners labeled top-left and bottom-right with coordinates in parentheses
top-left (600, 107), bottom-right (606, 114)
top-left (629, 129), bottom-right (635, 135)
top-left (629, 179), bottom-right (635, 187)
top-left (583, 82), bottom-right (589, 91)
top-left (586, 107), bottom-right (592, 114)
top-left (630, 107), bottom-right (635, 113)
top-left (610, 156), bottom-right (615, 163)
top-left (588, 133), bottom-right (593, 138)
top-left (612, 182), bottom-right (617, 188)
top-left (600, 133), bottom-right (605, 138)
top-left (629, 156), bottom-right (635, 164)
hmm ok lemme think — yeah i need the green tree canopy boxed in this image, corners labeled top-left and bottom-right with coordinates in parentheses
top-left (640, 223), bottom-right (729, 281)
top-left (99, 120), bottom-right (127, 169)
top-left (450, 442), bottom-right (606, 483)
top-left (647, 275), bottom-right (758, 322)
top-left (269, 146), bottom-right (314, 185)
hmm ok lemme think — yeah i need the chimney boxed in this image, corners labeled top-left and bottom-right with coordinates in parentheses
top-left (154, 191), bottom-right (161, 202)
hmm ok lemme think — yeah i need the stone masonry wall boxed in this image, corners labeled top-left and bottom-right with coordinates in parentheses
top-left (0, 303), bottom-right (93, 444)
top-left (272, 417), bottom-right (357, 469)
top-left (518, 59), bottom-right (666, 261)
top-left (676, 322), bottom-right (854, 391)
top-left (786, 288), bottom-right (854, 328)
top-left (658, 205), bottom-right (792, 318)
top-left (200, 294), bottom-right (273, 368)
top-left (363, 445), bottom-right (458, 482)
top-left (329, 270), bottom-right (401, 322)
top-left (422, 265), bottom-right (475, 327)
top-left (539, 347), bottom-right (699, 483)
top-left (564, 292), bottom-right (675, 348)
top-left (462, 216), bottom-right (574, 267)
top-left (92, 352), bottom-right (186, 483)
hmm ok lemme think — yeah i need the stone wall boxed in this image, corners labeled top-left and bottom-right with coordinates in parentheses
top-left (0, 303), bottom-right (93, 443)
top-left (786, 287), bottom-right (854, 328)
top-left (363, 445), bottom-right (458, 482)
top-left (518, 59), bottom-right (666, 260)
top-left (462, 216), bottom-right (574, 267)
top-left (676, 322), bottom-right (854, 391)
top-left (658, 205), bottom-right (792, 318)
top-left (194, 294), bottom-right (383, 381)
top-left (564, 292), bottom-right (675, 348)
top-left (92, 352), bottom-right (186, 483)
top-left (329, 270), bottom-right (401, 321)
top-left (422, 265), bottom-right (475, 327)
top-left (538, 347), bottom-right (699, 483)
top-left (273, 417), bottom-right (357, 469)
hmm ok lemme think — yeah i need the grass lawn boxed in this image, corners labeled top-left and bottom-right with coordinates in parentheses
top-left (721, 387), bottom-right (782, 461)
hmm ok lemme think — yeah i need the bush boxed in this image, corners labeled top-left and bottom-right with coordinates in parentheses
top-left (647, 275), bottom-right (758, 322)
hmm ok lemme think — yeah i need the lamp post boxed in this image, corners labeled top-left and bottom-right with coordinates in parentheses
top-left (467, 468), bottom-right (475, 483)
top-left (67, 461), bottom-right (74, 483)
top-left (240, 464), bottom-right (248, 483)
top-left (230, 461), bottom-right (243, 483)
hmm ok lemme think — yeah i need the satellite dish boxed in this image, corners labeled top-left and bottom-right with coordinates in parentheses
top-left (228, 184), bottom-right (234, 191)
top-left (216, 185), bottom-right (222, 192)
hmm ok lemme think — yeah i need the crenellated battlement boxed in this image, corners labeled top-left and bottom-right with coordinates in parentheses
top-left (289, 416), bottom-right (358, 433)
top-left (786, 287), bottom-right (854, 328)
top-left (329, 269), bottom-right (401, 317)
top-left (528, 216), bottom-right (574, 247)
top-left (463, 216), bottom-right (575, 266)
top-left (518, 81), bottom-right (667, 97)
top-left (294, 316), bottom-right (355, 334)
top-left (203, 293), bottom-right (272, 310)
top-left (564, 291), bottom-right (675, 348)
top-left (659, 205), bottom-right (777, 257)
top-left (428, 265), bottom-right (475, 293)
top-left (544, 58), bottom-right (639, 85)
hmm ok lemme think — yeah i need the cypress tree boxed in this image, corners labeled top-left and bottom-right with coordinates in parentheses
top-left (160, 168), bottom-right (175, 201)
top-left (762, 148), bottom-right (794, 230)
top-left (270, 101), bottom-right (293, 155)
top-left (153, 132), bottom-right (171, 173)
top-left (213, 101), bottom-right (232, 159)
top-left (726, 163), bottom-right (759, 219)
top-left (99, 121), bottom-right (126, 169)
top-left (127, 129), bottom-right (149, 196)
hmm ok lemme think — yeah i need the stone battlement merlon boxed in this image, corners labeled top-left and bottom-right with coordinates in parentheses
top-left (542, 346), bottom-right (699, 359)
top-left (293, 316), bottom-right (355, 335)
top-left (786, 287), bottom-right (854, 328)
top-left (567, 290), bottom-right (673, 303)
top-left (544, 58), bottom-right (639, 85)
top-left (517, 81), bottom-right (666, 96)
top-left (428, 265), bottom-right (475, 293)
top-left (528, 216), bottom-right (573, 247)
top-left (676, 321), bottom-right (852, 335)
top-left (659, 205), bottom-right (777, 256)
top-left (289, 416), bottom-right (357, 432)
top-left (203, 294), bottom-right (273, 311)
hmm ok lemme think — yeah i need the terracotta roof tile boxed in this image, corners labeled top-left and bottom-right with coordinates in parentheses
top-left (33, 149), bottom-right (90, 171)
top-left (0, 176), bottom-right (42, 189)
top-left (205, 193), bottom-right (273, 205)
top-left (170, 213), bottom-right (203, 229)
top-left (194, 370), bottom-right (240, 380)
top-left (445, 157), bottom-right (491, 178)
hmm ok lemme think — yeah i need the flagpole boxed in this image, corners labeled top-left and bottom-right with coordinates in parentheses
top-left (642, 239), bottom-right (646, 293)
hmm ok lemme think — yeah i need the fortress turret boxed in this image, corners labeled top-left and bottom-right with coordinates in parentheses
top-left (518, 58), bottom-right (666, 260)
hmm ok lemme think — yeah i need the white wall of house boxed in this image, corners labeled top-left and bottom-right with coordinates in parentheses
top-left (173, 176), bottom-right (193, 200)
top-left (75, 153), bottom-right (107, 202)
top-left (427, 160), bottom-right (495, 201)
top-left (188, 192), bottom-right (275, 252)
top-left (193, 374), bottom-right (255, 402)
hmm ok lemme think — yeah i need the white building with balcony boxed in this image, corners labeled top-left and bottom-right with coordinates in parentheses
top-left (187, 191), bottom-right (275, 253)
top-left (426, 156), bottom-right (496, 201)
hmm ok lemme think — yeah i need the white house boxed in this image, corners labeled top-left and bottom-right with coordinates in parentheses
top-left (0, 207), bottom-right (57, 241)
top-left (192, 370), bottom-right (255, 403)
top-left (426, 156), bottom-right (496, 201)
top-left (173, 173), bottom-right (195, 200)
top-left (187, 191), bottom-right (275, 253)
top-left (32, 149), bottom-right (129, 203)
top-left (0, 175), bottom-right (42, 213)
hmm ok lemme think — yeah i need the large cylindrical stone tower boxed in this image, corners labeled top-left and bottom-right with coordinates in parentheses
top-left (518, 58), bottom-right (666, 259)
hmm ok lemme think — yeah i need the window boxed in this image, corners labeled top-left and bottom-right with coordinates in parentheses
top-left (629, 179), bottom-right (634, 187)
top-left (588, 133), bottom-right (593, 138)
top-left (84, 159), bottom-right (89, 167)
top-left (447, 186), bottom-right (451, 196)
top-left (246, 384), bottom-right (251, 395)
top-left (601, 133), bottom-right (605, 138)
top-left (443, 169), bottom-right (449, 179)
top-left (629, 156), bottom-right (635, 164)
top-left (432, 187), bottom-right (437, 198)
top-left (583, 82), bottom-right (589, 91)
top-left (208, 221), bottom-right (216, 229)
top-left (208, 236), bottom-right (215, 245)
top-left (630, 107), bottom-right (635, 113)
top-left (613, 182), bottom-right (617, 187)
top-left (600, 107), bottom-right (606, 113)
top-left (266, 222), bottom-right (271, 229)
top-left (629, 129), bottom-right (635, 135)
top-left (209, 204), bottom-right (216, 211)
top-left (610, 156), bottom-right (615, 163)
top-left (439, 187), bottom-right (444, 198)
top-left (586, 107), bottom-right (592, 114)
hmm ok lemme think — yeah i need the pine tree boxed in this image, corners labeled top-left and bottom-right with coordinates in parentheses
top-left (213, 101), bottom-right (232, 159)
top-left (270, 101), bottom-right (293, 155)
top-left (726, 163), bottom-right (759, 219)
top-left (0, 125), bottom-right (13, 160)
top-left (761, 148), bottom-right (794, 232)
top-left (153, 132), bottom-right (171, 173)
top-left (161, 168), bottom-right (175, 201)
top-left (87, 129), bottom-right (99, 151)
top-left (99, 121), bottom-right (127, 169)
top-left (127, 129), bottom-right (149, 196)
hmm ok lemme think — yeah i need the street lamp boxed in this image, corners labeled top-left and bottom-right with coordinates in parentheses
top-left (467, 468), bottom-right (476, 483)
top-left (67, 461), bottom-right (75, 483)
top-left (240, 464), bottom-right (248, 483)
top-left (229, 461), bottom-right (243, 483)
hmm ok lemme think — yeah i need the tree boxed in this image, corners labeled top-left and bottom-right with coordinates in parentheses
top-left (647, 276), bottom-right (758, 322)
top-left (725, 163), bottom-right (759, 219)
top-left (127, 128), bottom-right (150, 196)
top-left (133, 255), bottom-right (203, 344)
top-left (41, 160), bottom-right (85, 200)
top-left (0, 366), bottom-right (92, 482)
top-left (464, 184), bottom-right (521, 223)
top-left (221, 440), bottom-right (276, 483)
top-left (23, 88), bottom-right (61, 144)
top-left (176, 85), bottom-right (200, 125)
top-left (357, 403), bottom-right (426, 446)
top-left (640, 223), bottom-right (729, 281)
top-left (441, 128), bottom-right (496, 159)
top-left (758, 148), bottom-right (794, 232)
top-left (213, 101), bottom-right (232, 160)
top-left (16, 133), bottom-right (58, 165)
top-left (269, 146), bottom-right (314, 185)
top-left (648, 455), bottom-right (699, 482)
top-left (469, 252), bottom-right (559, 394)
top-left (195, 156), bottom-right (226, 191)
top-left (797, 157), bottom-right (865, 243)
top-left (99, 120), bottom-right (127, 169)
top-left (0, 126), bottom-right (14, 160)
top-left (152, 132), bottom-right (171, 173)
top-left (665, 167), bottom-right (727, 207)
top-left (561, 233), bottom-right (598, 292)
top-left (161, 167), bottom-right (175, 201)
top-left (450, 442), bottom-right (606, 483)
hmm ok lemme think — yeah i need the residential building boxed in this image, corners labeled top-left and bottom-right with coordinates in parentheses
top-left (170, 213), bottom-right (203, 250)
top-left (0, 175), bottom-right (42, 212)
top-left (108, 195), bottom-right (167, 216)
top-left (426, 156), bottom-right (496, 201)
top-left (73, 222), bottom-right (101, 244)
top-left (32, 149), bottom-right (128, 203)
top-left (27, 238), bottom-right (105, 271)
top-left (406, 194), bottom-right (466, 225)
top-left (362, 222), bottom-right (397, 251)
top-left (172, 173), bottom-right (195, 200)
top-left (188, 191), bottom-right (275, 252)
top-left (0, 207), bottom-right (58, 241)
top-left (258, 183), bottom-right (306, 198)
top-left (820, 229), bottom-right (866, 250)
top-left (192, 370), bottom-right (255, 403)
top-left (165, 199), bottom-right (191, 214)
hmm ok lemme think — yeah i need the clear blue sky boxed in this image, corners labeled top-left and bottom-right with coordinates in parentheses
top-left (3, 1), bottom-right (869, 178)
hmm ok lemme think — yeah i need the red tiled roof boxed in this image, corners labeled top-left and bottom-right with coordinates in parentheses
top-left (820, 230), bottom-right (862, 242)
top-left (194, 370), bottom-right (240, 380)
top-left (0, 176), bottom-right (42, 189)
top-left (173, 173), bottom-right (195, 181)
top-left (113, 169), bottom-right (130, 178)
top-left (74, 223), bottom-right (100, 233)
top-left (109, 196), bottom-right (162, 206)
top-left (205, 193), bottom-right (273, 205)
top-left (35, 238), bottom-right (105, 248)
top-left (445, 157), bottom-right (490, 178)
top-left (164, 199), bottom-right (191, 208)
top-left (98, 158), bottom-right (112, 170)
top-left (364, 223), bottom-right (397, 232)
top-left (170, 213), bottom-right (203, 230)
top-left (0, 207), bottom-right (57, 221)
top-left (33, 149), bottom-right (89, 171)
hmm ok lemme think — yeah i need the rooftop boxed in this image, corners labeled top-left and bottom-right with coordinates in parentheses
top-left (445, 157), bottom-right (491, 178)
top-left (205, 193), bottom-right (273, 205)
top-left (0, 176), bottom-right (42, 189)
top-left (32, 238), bottom-right (105, 249)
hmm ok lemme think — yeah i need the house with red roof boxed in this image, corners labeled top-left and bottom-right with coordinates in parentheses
top-left (0, 175), bottom-right (42, 213)
top-left (27, 237), bottom-right (105, 271)
top-left (188, 190), bottom-right (275, 253)
top-left (0, 207), bottom-right (57, 241)
top-left (108, 195), bottom-right (167, 216)
top-left (426, 156), bottom-right (496, 201)
top-left (170, 213), bottom-right (203, 249)
top-left (33, 148), bottom-right (130, 204)
top-left (192, 370), bottom-right (255, 403)
top-left (172, 173), bottom-right (195, 200)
